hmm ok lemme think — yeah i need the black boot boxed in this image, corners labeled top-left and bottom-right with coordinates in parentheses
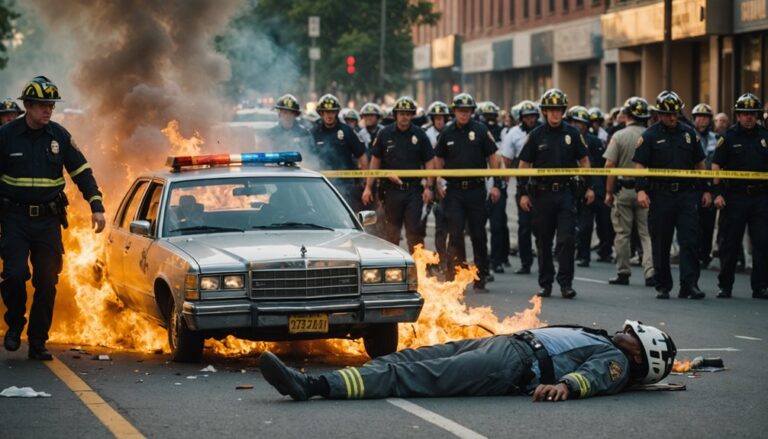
top-left (473, 279), bottom-right (489, 293)
top-left (4, 329), bottom-right (21, 352)
top-left (536, 286), bottom-right (552, 297)
top-left (492, 264), bottom-right (505, 274)
top-left (576, 259), bottom-right (590, 268)
top-left (656, 289), bottom-right (670, 299)
top-left (716, 289), bottom-right (732, 299)
top-left (260, 351), bottom-right (324, 401)
top-left (645, 276), bottom-right (657, 287)
top-left (753, 288), bottom-right (768, 299)
top-left (28, 344), bottom-right (53, 361)
top-left (608, 273), bottom-right (630, 285)
top-left (679, 285), bottom-right (706, 300)
top-left (515, 266), bottom-right (531, 275)
top-left (560, 286), bottom-right (577, 299)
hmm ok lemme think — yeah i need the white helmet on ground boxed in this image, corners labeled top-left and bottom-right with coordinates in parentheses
top-left (624, 320), bottom-right (677, 384)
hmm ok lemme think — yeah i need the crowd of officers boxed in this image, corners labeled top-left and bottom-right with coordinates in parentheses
top-left (267, 88), bottom-right (768, 300)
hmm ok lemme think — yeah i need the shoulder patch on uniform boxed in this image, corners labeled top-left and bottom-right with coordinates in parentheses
top-left (50, 140), bottom-right (60, 154)
top-left (684, 132), bottom-right (692, 144)
top-left (609, 361), bottom-right (623, 382)
top-left (635, 137), bottom-right (643, 148)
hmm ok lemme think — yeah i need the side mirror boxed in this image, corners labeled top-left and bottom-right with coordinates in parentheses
top-left (358, 210), bottom-right (377, 227)
top-left (129, 220), bottom-right (152, 237)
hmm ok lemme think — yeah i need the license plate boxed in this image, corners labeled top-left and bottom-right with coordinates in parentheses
top-left (288, 314), bottom-right (329, 334)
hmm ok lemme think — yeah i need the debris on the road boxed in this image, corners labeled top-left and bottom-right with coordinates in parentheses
top-left (93, 354), bottom-right (111, 361)
top-left (186, 376), bottom-right (197, 380)
top-left (1, 386), bottom-right (52, 398)
top-left (153, 349), bottom-right (164, 355)
top-left (174, 383), bottom-right (182, 386)
top-left (236, 384), bottom-right (254, 390)
top-left (200, 365), bottom-right (217, 373)
top-left (136, 379), bottom-right (144, 384)
top-left (673, 357), bottom-right (727, 374)
top-left (240, 369), bottom-right (246, 374)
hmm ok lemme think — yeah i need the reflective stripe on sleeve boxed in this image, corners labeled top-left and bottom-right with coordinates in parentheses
top-left (69, 163), bottom-right (92, 178)
top-left (88, 195), bottom-right (103, 204)
top-left (349, 367), bottom-right (365, 399)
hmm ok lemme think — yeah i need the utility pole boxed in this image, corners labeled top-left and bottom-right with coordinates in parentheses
top-left (379, 0), bottom-right (386, 98)
top-left (308, 16), bottom-right (321, 101)
top-left (662, 0), bottom-right (672, 90)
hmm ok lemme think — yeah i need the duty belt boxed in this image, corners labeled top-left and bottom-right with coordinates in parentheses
top-left (1, 198), bottom-right (60, 218)
top-left (534, 181), bottom-right (573, 192)
top-left (725, 183), bottom-right (768, 195)
top-left (447, 178), bottom-right (485, 190)
top-left (650, 181), bottom-right (698, 192)
top-left (513, 331), bottom-right (556, 385)
top-left (617, 179), bottom-right (636, 189)
top-left (383, 180), bottom-right (421, 191)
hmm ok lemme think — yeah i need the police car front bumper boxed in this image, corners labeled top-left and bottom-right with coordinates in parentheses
top-left (182, 292), bottom-right (424, 331)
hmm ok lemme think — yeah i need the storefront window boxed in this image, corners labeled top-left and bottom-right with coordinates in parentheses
top-left (741, 34), bottom-right (762, 98)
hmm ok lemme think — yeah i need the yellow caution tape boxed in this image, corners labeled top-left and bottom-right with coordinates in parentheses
top-left (321, 168), bottom-right (768, 180)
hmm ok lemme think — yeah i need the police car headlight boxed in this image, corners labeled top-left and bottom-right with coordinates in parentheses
top-left (362, 268), bottom-right (382, 284)
top-left (200, 276), bottom-right (220, 291)
top-left (223, 275), bottom-right (244, 290)
top-left (384, 268), bottom-right (404, 283)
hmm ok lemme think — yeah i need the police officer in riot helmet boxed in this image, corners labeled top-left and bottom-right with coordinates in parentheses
top-left (0, 76), bottom-right (106, 360)
top-left (518, 89), bottom-right (595, 299)
top-left (691, 103), bottom-right (718, 269)
top-left (310, 94), bottom-right (369, 212)
top-left (711, 93), bottom-right (768, 299)
top-left (266, 94), bottom-right (313, 151)
top-left (435, 93), bottom-right (502, 292)
top-left (363, 96), bottom-right (435, 253)
top-left (424, 101), bottom-right (450, 148)
top-left (0, 98), bottom-right (24, 126)
top-left (500, 100), bottom-right (541, 275)
top-left (568, 106), bottom-right (613, 268)
top-left (359, 102), bottom-right (385, 151)
top-left (633, 90), bottom-right (711, 300)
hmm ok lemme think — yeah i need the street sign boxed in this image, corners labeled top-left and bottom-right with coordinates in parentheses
top-left (309, 47), bottom-right (321, 60)
top-left (308, 16), bottom-right (320, 38)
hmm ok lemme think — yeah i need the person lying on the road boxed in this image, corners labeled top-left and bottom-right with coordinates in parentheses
top-left (260, 320), bottom-right (676, 401)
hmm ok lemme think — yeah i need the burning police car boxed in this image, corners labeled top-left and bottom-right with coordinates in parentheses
top-left (105, 152), bottom-right (423, 362)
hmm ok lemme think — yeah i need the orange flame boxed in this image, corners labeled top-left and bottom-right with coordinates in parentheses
top-left (673, 359), bottom-right (693, 373)
top-left (39, 121), bottom-right (543, 360)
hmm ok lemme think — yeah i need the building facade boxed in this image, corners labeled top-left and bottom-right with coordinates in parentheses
top-left (412, 0), bottom-right (768, 116)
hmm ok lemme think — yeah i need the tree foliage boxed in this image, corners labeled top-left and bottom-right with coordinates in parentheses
top-left (217, 0), bottom-right (439, 101)
top-left (0, 0), bottom-right (20, 70)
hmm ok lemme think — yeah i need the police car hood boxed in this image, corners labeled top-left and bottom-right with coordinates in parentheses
top-left (166, 229), bottom-right (410, 271)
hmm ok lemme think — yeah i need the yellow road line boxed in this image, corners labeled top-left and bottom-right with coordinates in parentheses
top-left (45, 356), bottom-right (145, 438)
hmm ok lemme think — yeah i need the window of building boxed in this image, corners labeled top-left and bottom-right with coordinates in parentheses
top-left (549, 0), bottom-right (555, 15)
top-left (523, 0), bottom-right (529, 20)
top-left (498, 0), bottom-right (504, 26)
top-left (510, 0), bottom-right (516, 23)
top-left (741, 34), bottom-right (763, 100)
top-left (576, 0), bottom-right (584, 8)
top-left (535, 0), bottom-right (542, 17)
top-left (471, 0), bottom-right (475, 33)
top-left (592, 0), bottom-right (602, 6)
top-left (480, 0), bottom-right (484, 28)
top-left (563, 0), bottom-right (569, 13)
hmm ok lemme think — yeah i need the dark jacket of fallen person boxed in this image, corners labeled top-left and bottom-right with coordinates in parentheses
top-left (260, 320), bottom-right (677, 401)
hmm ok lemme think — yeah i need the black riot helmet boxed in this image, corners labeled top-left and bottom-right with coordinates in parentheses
top-left (0, 98), bottom-right (24, 115)
top-left (317, 94), bottom-right (341, 112)
top-left (654, 90), bottom-right (684, 114)
top-left (734, 93), bottom-right (762, 113)
top-left (622, 97), bottom-right (651, 121)
top-left (539, 88), bottom-right (568, 109)
top-left (392, 96), bottom-right (418, 113)
top-left (274, 94), bottom-right (301, 113)
top-left (451, 93), bottom-right (477, 110)
top-left (19, 75), bottom-right (62, 102)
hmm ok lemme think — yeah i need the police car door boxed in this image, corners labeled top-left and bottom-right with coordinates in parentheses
top-left (106, 179), bottom-right (149, 298)
top-left (123, 181), bottom-right (164, 315)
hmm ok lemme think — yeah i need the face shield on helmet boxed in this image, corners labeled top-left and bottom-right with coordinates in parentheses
top-left (623, 320), bottom-right (677, 385)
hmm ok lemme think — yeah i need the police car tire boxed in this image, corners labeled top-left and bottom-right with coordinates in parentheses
top-left (168, 306), bottom-right (204, 363)
top-left (363, 323), bottom-right (399, 359)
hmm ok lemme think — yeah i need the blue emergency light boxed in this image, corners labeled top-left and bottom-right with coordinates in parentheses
top-left (167, 151), bottom-right (302, 171)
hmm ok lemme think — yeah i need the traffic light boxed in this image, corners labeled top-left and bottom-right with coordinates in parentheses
top-left (346, 56), bottom-right (356, 74)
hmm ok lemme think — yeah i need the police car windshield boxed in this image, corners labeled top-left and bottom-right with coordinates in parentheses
top-left (163, 176), bottom-right (357, 237)
top-left (232, 111), bottom-right (278, 123)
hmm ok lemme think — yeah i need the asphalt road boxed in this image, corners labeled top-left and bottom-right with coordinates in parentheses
top-left (1, 256), bottom-right (766, 439)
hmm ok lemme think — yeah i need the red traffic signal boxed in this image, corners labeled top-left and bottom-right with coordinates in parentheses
top-left (346, 55), bottom-right (356, 74)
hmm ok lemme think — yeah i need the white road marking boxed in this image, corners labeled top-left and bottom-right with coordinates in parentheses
top-left (677, 347), bottom-right (741, 352)
top-left (574, 276), bottom-right (608, 284)
top-left (734, 335), bottom-right (762, 341)
top-left (386, 398), bottom-right (487, 439)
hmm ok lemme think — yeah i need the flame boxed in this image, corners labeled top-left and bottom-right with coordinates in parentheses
top-left (673, 359), bottom-right (693, 373)
top-left (37, 122), bottom-right (543, 360)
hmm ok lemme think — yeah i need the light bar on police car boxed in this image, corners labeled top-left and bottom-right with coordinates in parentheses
top-left (167, 151), bottom-right (302, 171)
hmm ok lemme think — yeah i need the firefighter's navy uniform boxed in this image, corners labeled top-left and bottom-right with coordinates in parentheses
top-left (0, 117), bottom-right (104, 350)
top-left (321, 327), bottom-right (629, 399)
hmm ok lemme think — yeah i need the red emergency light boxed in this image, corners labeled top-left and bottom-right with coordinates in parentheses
top-left (166, 152), bottom-right (302, 172)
